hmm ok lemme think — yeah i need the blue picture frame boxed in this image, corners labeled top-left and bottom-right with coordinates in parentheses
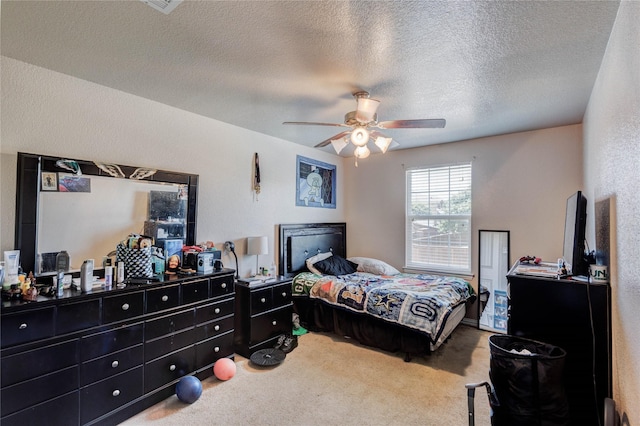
top-left (296, 155), bottom-right (336, 209)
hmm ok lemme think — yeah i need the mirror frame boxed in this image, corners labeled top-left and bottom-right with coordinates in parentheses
top-left (15, 152), bottom-right (198, 275)
top-left (477, 229), bottom-right (510, 331)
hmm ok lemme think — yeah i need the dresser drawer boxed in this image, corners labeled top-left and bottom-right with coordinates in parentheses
top-left (81, 322), bottom-right (144, 361)
top-left (144, 345), bottom-right (196, 393)
top-left (250, 305), bottom-right (292, 345)
top-left (1, 391), bottom-right (78, 426)
top-left (1, 307), bottom-right (55, 347)
top-left (145, 327), bottom-right (196, 362)
top-left (1, 339), bottom-right (78, 387)
top-left (103, 291), bottom-right (144, 323)
top-left (146, 284), bottom-right (180, 313)
top-left (195, 331), bottom-right (234, 368)
top-left (250, 287), bottom-right (274, 314)
top-left (211, 275), bottom-right (234, 298)
top-left (1, 366), bottom-right (78, 417)
top-left (195, 297), bottom-right (234, 324)
top-left (195, 314), bottom-right (234, 341)
top-left (182, 278), bottom-right (209, 304)
top-left (80, 366), bottom-right (144, 425)
top-left (145, 309), bottom-right (194, 341)
top-left (57, 298), bottom-right (101, 335)
top-left (272, 282), bottom-right (292, 306)
top-left (81, 343), bottom-right (143, 386)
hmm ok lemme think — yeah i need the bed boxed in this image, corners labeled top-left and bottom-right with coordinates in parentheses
top-left (278, 222), bottom-right (476, 361)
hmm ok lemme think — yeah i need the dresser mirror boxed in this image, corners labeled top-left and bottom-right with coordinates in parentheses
top-left (15, 152), bottom-right (198, 275)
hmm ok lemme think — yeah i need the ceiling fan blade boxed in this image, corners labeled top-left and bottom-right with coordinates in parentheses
top-left (283, 121), bottom-right (348, 127)
top-left (314, 130), bottom-right (352, 148)
top-left (377, 118), bottom-right (446, 129)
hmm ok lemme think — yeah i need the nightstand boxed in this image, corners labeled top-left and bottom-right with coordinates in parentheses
top-left (234, 277), bottom-right (293, 358)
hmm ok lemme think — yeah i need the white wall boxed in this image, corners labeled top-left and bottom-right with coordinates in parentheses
top-left (583, 1), bottom-right (640, 423)
top-left (0, 57), bottom-right (345, 278)
top-left (344, 124), bottom-right (583, 294)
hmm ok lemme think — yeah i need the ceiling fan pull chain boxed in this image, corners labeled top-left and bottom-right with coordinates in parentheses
top-left (254, 152), bottom-right (261, 200)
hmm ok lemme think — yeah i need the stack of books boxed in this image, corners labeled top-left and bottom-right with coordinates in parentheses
top-left (238, 276), bottom-right (277, 285)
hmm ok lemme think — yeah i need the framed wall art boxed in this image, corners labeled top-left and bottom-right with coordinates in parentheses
top-left (296, 155), bottom-right (336, 209)
top-left (41, 171), bottom-right (58, 192)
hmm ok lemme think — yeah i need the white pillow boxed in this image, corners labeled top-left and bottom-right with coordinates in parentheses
top-left (306, 251), bottom-right (333, 275)
top-left (347, 257), bottom-right (400, 276)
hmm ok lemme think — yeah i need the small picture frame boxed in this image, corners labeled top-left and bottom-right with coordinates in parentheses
top-left (41, 172), bottom-right (58, 191)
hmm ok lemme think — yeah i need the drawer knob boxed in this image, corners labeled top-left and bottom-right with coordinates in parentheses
top-left (112, 390), bottom-right (120, 397)
top-left (272, 320), bottom-right (277, 326)
top-left (282, 292), bottom-right (286, 297)
top-left (111, 360), bottom-right (119, 368)
top-left (162, 295), bottom-right (169, 302)
top-left (214, 325), bottom-right (220, 331)
top-left (214, 346), bottom-right (220, 353)
top-left (19, 323), bottom-right (28, 330)
top-left (169, 364), bottom-right (176, 371)
top-left (121, 303), bottom-right (130, 311)
top-left (261, 298), bottom-right (266, 303)
top-left (214, 308), bottom-right (220, 314)
top-left (221, 283), bottom-right (227, 289)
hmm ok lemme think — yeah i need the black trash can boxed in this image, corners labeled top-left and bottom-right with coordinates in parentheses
top-left (489, 335), bottom-right (570, 426)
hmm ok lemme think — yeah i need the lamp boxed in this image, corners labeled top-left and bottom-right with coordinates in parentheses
top-left (247, 236), bottom-right (268, 276)
top-left (374, 136), bottom-right (393, 153)
top-left (350, 127), bottom-right (370, 147)
top-left (355, 97), bottom-right (380, 123)
top-left (331, 137), bottom-right (349, 155)
top-left (224, 241), bottom-right (238, 279)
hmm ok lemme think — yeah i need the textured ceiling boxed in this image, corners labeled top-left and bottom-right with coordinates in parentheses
top-left (1, 1), bottom-right (620, 155)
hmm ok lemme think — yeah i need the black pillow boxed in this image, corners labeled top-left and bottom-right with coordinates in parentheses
top-left (313, 255), bottom-right (358, 276)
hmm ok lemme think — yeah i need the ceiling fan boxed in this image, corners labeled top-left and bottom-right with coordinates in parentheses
top-left (283, 91), bottom-right (445, 164)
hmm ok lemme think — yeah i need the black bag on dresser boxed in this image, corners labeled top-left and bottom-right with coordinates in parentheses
top-left (116, 244), bottom-right (153, 278)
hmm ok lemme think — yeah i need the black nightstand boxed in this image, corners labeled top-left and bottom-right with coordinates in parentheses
top-left (233, 277), bottom-right (293, 358)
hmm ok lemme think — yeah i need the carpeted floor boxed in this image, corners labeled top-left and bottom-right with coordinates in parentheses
top-left (121, 324), bottom-right (493, 425)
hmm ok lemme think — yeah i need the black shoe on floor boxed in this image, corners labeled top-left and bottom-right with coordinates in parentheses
top-left (280, 335), bottom-right (298, 353)
top-left (274, 334), bottom-right (286, 349)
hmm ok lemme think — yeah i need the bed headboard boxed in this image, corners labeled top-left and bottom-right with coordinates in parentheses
top-left (278, 223), bottom-right (346, 279)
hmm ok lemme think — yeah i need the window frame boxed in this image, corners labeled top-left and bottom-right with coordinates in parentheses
top-left (405, 162), bottom-right (472, 275)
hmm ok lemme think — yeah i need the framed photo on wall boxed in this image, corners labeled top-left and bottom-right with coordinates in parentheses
top-left (41, 171), bottom-right (58, 192)
top-left (296, 155), bottom-right (336, 209)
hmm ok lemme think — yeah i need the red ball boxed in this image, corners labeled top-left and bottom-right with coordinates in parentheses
top-left (213, 358), bottom-right (236, 381)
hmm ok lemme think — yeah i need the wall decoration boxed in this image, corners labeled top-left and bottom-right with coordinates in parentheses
top-left (296, 155), bottom-right (336, 209)
top-left (41, 172), bottom-right (58, 192)
top-left (58, 173), bottom-right (92, 193)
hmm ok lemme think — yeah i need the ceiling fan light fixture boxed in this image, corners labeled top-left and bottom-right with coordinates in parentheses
top-left (355, 97), bottom-right (380, 123)
top-left (354, 145), bottom-right (370, 159)
top-left (351, 127), bottom-right (370, 147)
top-left (330, 137), bottom-right (349, 154)
top-left (374, 136), bottom-right (393, 153)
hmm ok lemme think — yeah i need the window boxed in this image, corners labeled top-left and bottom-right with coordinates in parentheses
top-left (406, 163), bottom-right (472, 273)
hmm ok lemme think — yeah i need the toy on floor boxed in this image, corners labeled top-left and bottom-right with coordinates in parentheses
top-left (213, 358), bottom-right (236, 381)
top-left (176, 376), bottom-right (202, 404)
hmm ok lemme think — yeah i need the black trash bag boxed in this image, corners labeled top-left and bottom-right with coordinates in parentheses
top-left (488, 335), bottom-right (570, 426)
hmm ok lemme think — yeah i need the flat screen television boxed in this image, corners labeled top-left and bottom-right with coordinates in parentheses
top-left (563, 190), bottom-right (588, 276)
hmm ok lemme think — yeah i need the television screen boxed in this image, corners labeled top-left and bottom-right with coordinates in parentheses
top-left (563, 191), bottom-right (587, 276)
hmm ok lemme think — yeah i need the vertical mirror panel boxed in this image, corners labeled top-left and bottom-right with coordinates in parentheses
top-left (478, 230), bottom-right (510, 332)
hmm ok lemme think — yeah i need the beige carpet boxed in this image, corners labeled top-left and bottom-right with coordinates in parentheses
top-left (121, 325), bottom-right (493, 425)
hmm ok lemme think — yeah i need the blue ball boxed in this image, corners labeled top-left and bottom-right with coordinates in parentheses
top-left (175, 376), bottom-right (202, 404)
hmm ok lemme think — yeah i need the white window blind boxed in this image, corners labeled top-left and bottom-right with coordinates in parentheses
top-left (406, 163), bottom-right (472, 273)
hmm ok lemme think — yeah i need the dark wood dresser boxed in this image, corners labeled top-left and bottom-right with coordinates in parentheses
top-left (234, 277), bottom-right (292, 358)
top-left (507, 264), bottom-right (611, 426)
top-left (0, 269), bottom-right (235, 425)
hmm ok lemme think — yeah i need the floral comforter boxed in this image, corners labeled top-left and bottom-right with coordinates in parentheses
top-left (292, 271), bottom-right (474, 342)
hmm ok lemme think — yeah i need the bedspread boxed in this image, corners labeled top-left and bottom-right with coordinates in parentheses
top-left (292, 272), bottom-right (474, 342)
